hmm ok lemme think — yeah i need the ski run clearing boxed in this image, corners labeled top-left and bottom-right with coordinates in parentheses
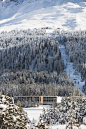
top-left (58, 43), bottom-right (85, 96)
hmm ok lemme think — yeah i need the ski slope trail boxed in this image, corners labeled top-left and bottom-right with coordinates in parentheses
top-left (46, 29), bottom-right (85, 96)
top-left (46, 30), bottom-right (85, 96)
top-left (58, 42), bottom-right (85, 96)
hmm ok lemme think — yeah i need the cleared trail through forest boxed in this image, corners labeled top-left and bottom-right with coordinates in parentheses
top-left (46, 29), bottom-right (85, 96)
top-left (58, 40), bottom-right (85, 96)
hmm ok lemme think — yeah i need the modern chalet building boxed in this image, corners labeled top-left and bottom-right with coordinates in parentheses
top-left (14, 96), bottom-right (62, 105)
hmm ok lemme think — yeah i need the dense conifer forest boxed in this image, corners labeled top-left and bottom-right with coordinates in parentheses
top-left (0, 29), bottom-right (77, 98)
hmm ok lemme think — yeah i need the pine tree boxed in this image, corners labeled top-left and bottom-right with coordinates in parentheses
top-left (66, 107), bottom-right (81, 129)
top-left (35, 118), bottom-right (46, 129)
top-left (0, 94), bottom-right (28, 129)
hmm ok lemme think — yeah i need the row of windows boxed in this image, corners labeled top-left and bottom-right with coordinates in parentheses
top-left (43, 97), bottom-right (57, 102)
top-left (14, 96), bottom-right (57, 103)
top-left (14, 97), bottom-right (39, 103)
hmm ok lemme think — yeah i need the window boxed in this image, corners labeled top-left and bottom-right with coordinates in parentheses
top-left (40, 97), bottom-right (41, 101)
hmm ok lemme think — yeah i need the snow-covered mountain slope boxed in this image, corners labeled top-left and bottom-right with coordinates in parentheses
top-left (0, 0), bottom-right (86, 32)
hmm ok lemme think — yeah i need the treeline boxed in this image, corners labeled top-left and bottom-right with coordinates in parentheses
top-left (0, 70), bottom-right (78, 97)
top-left (53, 29), bottom-right (86, 94)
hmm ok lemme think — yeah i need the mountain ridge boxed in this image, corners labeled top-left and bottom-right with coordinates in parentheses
top-left (0, 0), bottom-right (86, 31)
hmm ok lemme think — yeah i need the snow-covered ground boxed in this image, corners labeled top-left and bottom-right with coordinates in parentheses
top-left (24, 105), bottom-right (51, 121)
top-left (0, 0), bottom-right (86, 32)
top-left (52, 125), bottom-right (86, 129)
top-left (24, 108), bottom-right (42, 122)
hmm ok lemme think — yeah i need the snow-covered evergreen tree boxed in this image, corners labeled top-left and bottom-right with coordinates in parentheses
top-left (40, 96), bottom-right (86, 126)
top-left (0, 93), bottom-right (29, 129)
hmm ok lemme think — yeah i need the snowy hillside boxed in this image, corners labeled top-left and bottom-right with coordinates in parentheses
top-left (0, 0), bottom-right (86, 31)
